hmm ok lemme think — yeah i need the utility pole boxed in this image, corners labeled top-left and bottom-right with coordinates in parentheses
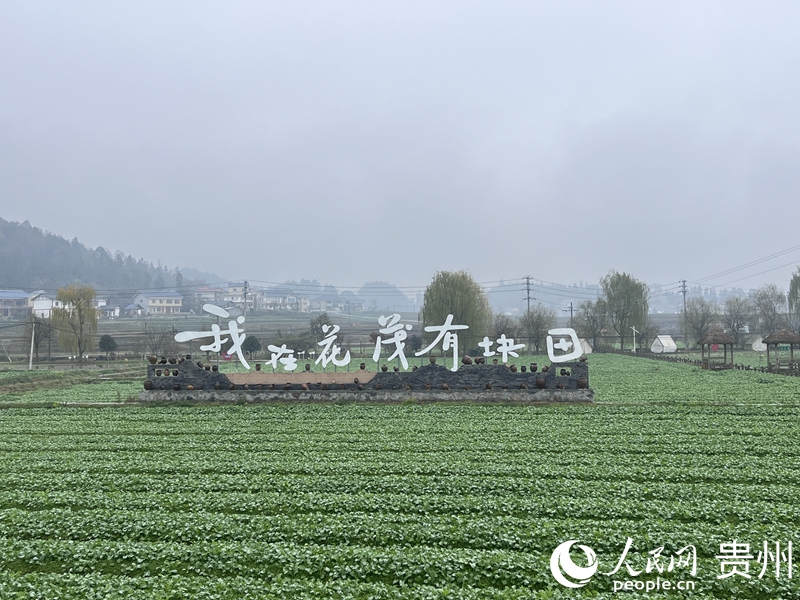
top-left (28, 317), bottom-right (35, 370)
top-left (524, 276), bottom-right (533, 314)
top-left (524, 276), bottom-right (535, 350)
top-left (563, 302), bottom-right (574, 329)
top-left (680, 280), bottom-right (688, 351)
top-left (631, 326), bottom-right (639, 354)
top-left (243, 280), bottom-right (249, 318)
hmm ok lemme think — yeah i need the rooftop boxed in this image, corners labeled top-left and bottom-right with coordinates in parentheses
top-left (135, 290), bottom-right (183, 298)
top-left (0, 289), bottom-right (31, 300)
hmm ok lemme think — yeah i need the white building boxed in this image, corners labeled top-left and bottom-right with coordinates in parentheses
top-left (132, 290), bottom-right (183, 315)
top-left (29, 292), bottom-right (62, 318)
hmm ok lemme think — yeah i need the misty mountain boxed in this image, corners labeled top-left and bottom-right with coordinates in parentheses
top-left (0, 217), bottom-right (220, 292)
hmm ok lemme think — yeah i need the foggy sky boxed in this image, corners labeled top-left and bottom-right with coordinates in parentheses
top-left (2, 1), bottom-right (799, 294)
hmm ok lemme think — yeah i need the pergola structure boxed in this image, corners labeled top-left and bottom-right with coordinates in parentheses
top-left (697, 331), bottom-right (737, 370)
top-left (762, 329), bottom-right (800, 373)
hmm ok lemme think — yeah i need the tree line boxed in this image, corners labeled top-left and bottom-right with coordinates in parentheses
top-left (681, 277), bottom-right (800, 347)
top-left (417, 270), bottom-right (650, 354)
top-left (0, 217), bottom-right (200, 292)
top-left (418, 268), bottom-right (800, 354)
top-left (21, 268), bottom-right (800, 363)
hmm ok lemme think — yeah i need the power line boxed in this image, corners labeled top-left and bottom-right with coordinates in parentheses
top-left (690, 243), bottom-right (800, 285)
top-left (715, 258), bottom-right (800, 287)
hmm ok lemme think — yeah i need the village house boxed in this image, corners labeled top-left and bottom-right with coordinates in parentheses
top-left (259, 287), bottom-right (309, 312)
top-left (29, 292), bottom-right (62, 318)
top-left (223, 283), bottom-right (254, 312)
top-left (0, 290), bottom-right (34, 319)
top-left (194, 286), bottom-right (226, 304)
top-left (132, 290), bottom-right (183, 315)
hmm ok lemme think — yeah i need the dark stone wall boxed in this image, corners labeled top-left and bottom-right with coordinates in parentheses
top-left (369, 362), bottom-right (588, 390)
top-left (145, 357), bottom-right (231, 391)
top-left (144, 356), bottom-right (589, 393)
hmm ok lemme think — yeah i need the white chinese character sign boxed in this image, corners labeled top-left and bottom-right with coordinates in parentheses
top-left (546, 328), bottom-right (583, 363)
top-left (414, 314), bottom-right (468, 372)
top-left (174, 305), bottom-right (584, 371)
top-left (316, 324), bottom-right (350, 368)
top-left (174, 304), bottom-right (251, 369)
top-left (373, 314), bottom-right (412, 370)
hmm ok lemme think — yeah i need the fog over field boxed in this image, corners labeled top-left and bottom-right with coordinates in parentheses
top-left (2, 1), bottom-right (799, 292)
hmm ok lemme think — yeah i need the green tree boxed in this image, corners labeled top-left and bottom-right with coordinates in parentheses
top-left (420, 270), bottom-right (492, 354)
top-left (98, 334), bottom-right (118, 359)
top-left (519, 305), bottom-right (557, 352)
top-left (600, 271), bottom-right (649, 350)
top-left (52, 285), bottom-right (98, 364)
top-left (309, 313), bottom-right (333, 341)
top-left (789, 267), bottom-right (800, 333)
top-left (241, 335), bottom-right (262, 356)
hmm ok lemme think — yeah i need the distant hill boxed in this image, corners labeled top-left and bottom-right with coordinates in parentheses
top-left (0, 217), bottom-right (221, 293)
top-left (357, 281), bottom-right (416, 312)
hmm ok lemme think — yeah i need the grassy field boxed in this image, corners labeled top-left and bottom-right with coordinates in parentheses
top-left (0, 355), bottom-right (799, 598)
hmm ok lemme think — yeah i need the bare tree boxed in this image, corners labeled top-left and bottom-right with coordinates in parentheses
top-left (751, 284), bottom-right (786, 336)
top-left (519, 304), bottom-right (557, 352)
top-left (142, 321), bottom-right (173, 356)
top-left (684, 297), bottom-right (718, 346)
top-left (575, 299), bottom-right (607, 350)
top-left (639, 318), bottom-right (660, 350)
top-left (721, 296), bottom-right (753, 347)
top-left (23, 315), bottom-right (53, 362)
top-left (492, 312), bottom-right (518, 339)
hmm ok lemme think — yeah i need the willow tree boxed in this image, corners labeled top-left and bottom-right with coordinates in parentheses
top-left (420, 270), bottom-right (491, 354)
top-left (52, 285), bottom-right (98, 365)
top-left (790, 267), bottom-right (800, 333)
top-left (600, 271), bottom-right (648, 350)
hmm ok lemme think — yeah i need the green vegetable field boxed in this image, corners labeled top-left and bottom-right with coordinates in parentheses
top-left (1, 355), bottom-right (799, 598)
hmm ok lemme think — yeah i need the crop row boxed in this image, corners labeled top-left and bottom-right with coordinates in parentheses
top-left (0, 571), bottom-right (650, 600)
top-left (2, 403), bottom-right (799, 598)
top-left (2, 536), bottom-right (798, 599)
top-left (2, 504), bottom-right (799, 549)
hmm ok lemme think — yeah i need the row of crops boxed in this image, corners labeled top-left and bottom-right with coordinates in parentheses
top-left (1, 403), bottom-right (800, 598)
